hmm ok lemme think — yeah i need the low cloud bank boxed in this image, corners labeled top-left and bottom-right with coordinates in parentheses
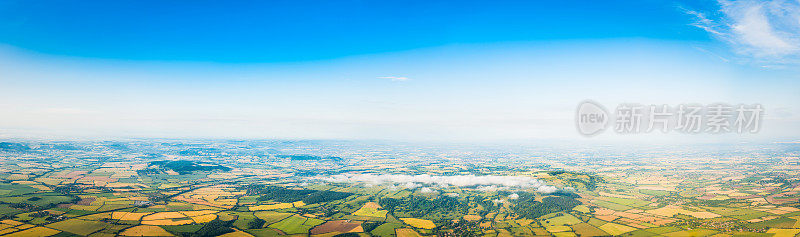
top-left (322, 173), bottom-right (560, 193)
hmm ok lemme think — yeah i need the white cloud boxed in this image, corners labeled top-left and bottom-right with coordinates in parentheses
top-left (686, 0), bottom-right (800, 63)
top-left (403, 182), bottom-right (420, 189)
top-left (492, 199), bottom-right (505, 205)
top-left (477, 185), bottom-right (502, 192)
top-left (537, 185), bottom-right (559, 194)
top-left (321, 173), bottom-right (560, 193)
top-left (377, 76), bottom-right (409, 81)
top-left (420, 187), bottom-right (436, 194)
top-left (508, 193), bottom-right (520, 199)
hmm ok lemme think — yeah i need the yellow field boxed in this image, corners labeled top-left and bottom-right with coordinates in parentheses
top-left (179, 210), bottom-right (218, 217)
top-left (79, 212), bottom-right (112, 221)
top-left (70, 205), bottom-right (101, 211)
top-left (16, 225), bottom-right (33, 230)
top-left (140, 219), bottom-right (194, 225)
top-left (142, 212), bottom-right (186, 220)
top-left (119, 225), bottom-right (174, 236)
top-left (30, 185), bottom-right (51, 191)
top-left (514, 218), bottom-right (533, 226)
top-left (1, 220), bottom-right (25, 226)
top-left (395, 228), bottom-right (422, 237)
top-left (0, 228), bottom-right (18, 235)
top-left (189, 214), bottom-right (217, 223)
top-left (544, 225), bottom-right (571, 233)
top-left (113, 212), bottom-right (153, 221)
top-left (352, 206), bottom-right (388, 218)
top-left (598, 223), bottom-right (636, 235)
top-left (767, 228), bottom-right (800, 237)
top-left (688, 211), bottom-right (721, 219)
top-left (3, 227), bottom-right (61, 237)
top-left (250, 203), bottom-right (293, 211)
top-left (400, 218), bottom-right (435, 229)
top-left (218, 229), bottom-right (255, 237)
top-left (573, 205), bottom-right (591, 213)
top-left (646, 206), bottom-right (686, 217)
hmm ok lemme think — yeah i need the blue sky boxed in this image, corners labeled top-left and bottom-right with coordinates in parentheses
top-left (0, 0), bottom-right (712, 62)
top-left (0, 0), bottom-right (798, 142)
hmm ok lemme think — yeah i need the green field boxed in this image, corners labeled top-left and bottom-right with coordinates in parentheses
top-left (254, 211), bottom-right (293, 224)
top-left (245, 228), bottom-right (283, 237)
top-left (0, 184), bottom-right (39, 196)
top-left (706, 207), bottom-right (770, 220)
top-left (0, 204), bottom-right (24, 216)
top-left (661, 228), bottom-right (718, 237)
top-left (46, 219), bottom-right (110, 236)
top-left (542, 213), bottom-right (582, 226)
top-left (602, 197), bottom-right (650, 208)
top-left (5, 194), bottom-right (73, 207)
top-left (593, 200), bottom-right (633, 211)
top-left (353, 207), bottom-right (388, 218)
top-left (161, 224), bottom-right (203, 234)
top-left (232, 212), bottom-right (256, 230)
top-left (371, 223), bottom-right (403, 237)
top-left (267, 215), bottom-right (323, 234)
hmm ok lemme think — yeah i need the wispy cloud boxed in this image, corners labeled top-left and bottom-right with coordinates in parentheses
top-left (684, 0), bottom-right (800, 64)
top-left (377, 76), bottom-right (410, 81)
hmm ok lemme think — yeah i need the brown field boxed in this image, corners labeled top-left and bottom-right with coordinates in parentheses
top-left (77, 197), bottom-right (96, 205)
top-left (464, 215), bottom-right (482, 222)
top-left (362, 202), bottom-right (381, 209)
top-left (54, 171), bottom-right (87, 179)
top-left (310, 220), bottom-right (363, 235)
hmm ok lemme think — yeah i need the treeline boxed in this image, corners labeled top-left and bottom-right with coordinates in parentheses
top-left (148, 160), bottom-right (231, 175)
top-left (246, 185), bottom-right (352, 204)
top-left (511, 192), bottom-right (581, 219)
top-left (184, 218), bottom-right (234, 237)
top-left (380, 196), bottom-right (468, 218)
top-left (547, 171), bottom-right (602, 191)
